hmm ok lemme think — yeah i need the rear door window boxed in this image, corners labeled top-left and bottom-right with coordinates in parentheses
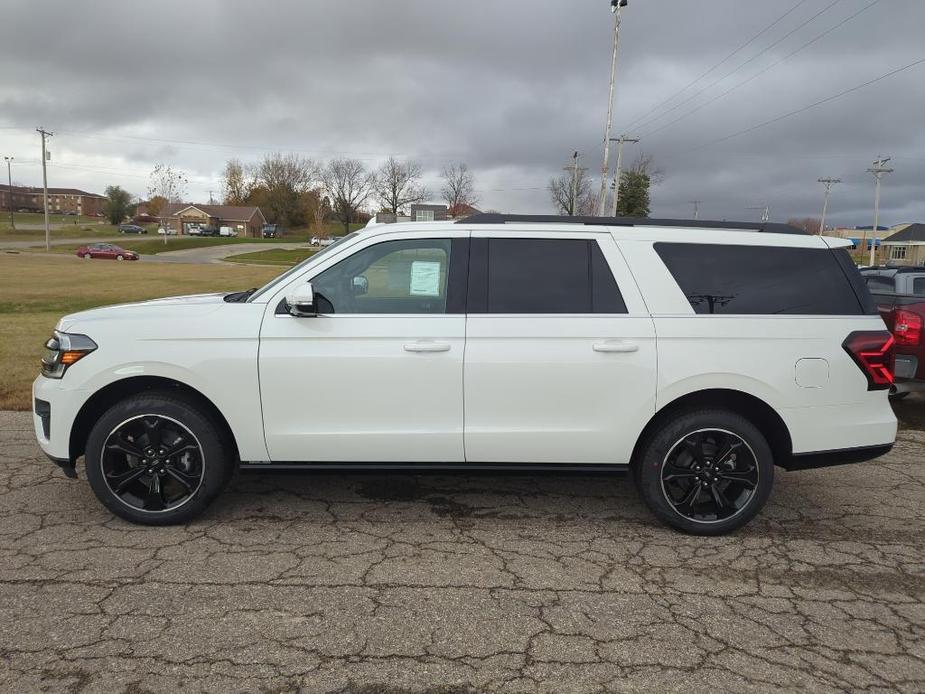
top-left (654, 242), bottom-right (867, 315)
top-left (474, 238), bottom-right (627, 314)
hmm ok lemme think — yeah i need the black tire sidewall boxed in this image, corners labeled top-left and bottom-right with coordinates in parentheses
top-left (636, 409), bottom-right (774, 535)
top-left (84, 392), bottom-right (234, 525)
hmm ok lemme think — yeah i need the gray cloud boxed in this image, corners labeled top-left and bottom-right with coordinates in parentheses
top-left (1, 0), bottom-right (923, 225)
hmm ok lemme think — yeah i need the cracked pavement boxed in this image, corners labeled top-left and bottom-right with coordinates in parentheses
top-left (1, 411), bottom-right (924, 693)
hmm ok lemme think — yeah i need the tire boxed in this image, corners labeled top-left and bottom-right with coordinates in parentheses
top-left (116, 255), bottom-right (124, 261)
top-left (84, 391), bottom-right (236, 525)
top-left (82, 253), bottom-right (91, 259)
top-left (890, 391), bottom-right (910, 401)
top-left (634, 408), bottom-right (774, 535)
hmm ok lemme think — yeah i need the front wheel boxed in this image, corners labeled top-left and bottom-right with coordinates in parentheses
top-left (634, 409), bottom-right (774, 535)
top-left (116, 255), bottom-right (124, 261)
top-left (84, 392), bottom-right (236, 525)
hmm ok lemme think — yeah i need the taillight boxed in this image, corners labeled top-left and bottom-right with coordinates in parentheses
top-left (842, 331), bottom-right (895, 391)
top-left (894, 309), bottom-right (922, 346)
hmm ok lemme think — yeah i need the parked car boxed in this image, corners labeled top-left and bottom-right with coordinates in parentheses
top-left (311, 236), bottom-right (338, 247)
top-left (75, 243), bottom-right (139, 261)
top-left (157, 227), bottom-right (178, 236)
top-left (118, 224), bottom-right (147, 235)
top-left (860, 266), bottom-right (925, 397)
top-left (36, 215), bottom-right (896, 533)
top-left (219, 226), bottom-right (238, 237)
top-left (262, 224), bottom-right (282, 238)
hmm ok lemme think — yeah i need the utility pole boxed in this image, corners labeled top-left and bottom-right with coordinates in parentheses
top-left (208, 190), bottom-right (215, 205)
top-left (688, 200), bottom-right (703, 220)
top-left (37, 127), bottom-right (53, 251)
top-left (565, 151), bottom-right (583, 216)
top-left (597, 0), bottom-right (629, 215)
top-left (817, 177), bottom-right (840, 235)
top-left (609, 134), bottom-right (639, 216)
top-left (747, 205), bottom-right (770, 222)
top-left (866, 156), bottom-right (893, 266)
top-left (3, 156), bottom-right (13, 229)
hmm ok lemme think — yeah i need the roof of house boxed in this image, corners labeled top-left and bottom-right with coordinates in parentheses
top-left (162, 203), bottom-right (266, 222)
top-left (883, 223), bottom-right (925, 243)
top-left (0, 184), bottom-right (105, 198)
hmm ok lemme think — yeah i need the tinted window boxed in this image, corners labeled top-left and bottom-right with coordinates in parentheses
top-left (484, 238), bottom-right (626, 314)
top-left (865, 276), bottom-right (895, 293)
top-left (913, 277), bottom-right (925, 296)
top-left (655, 243), bottom-right (865, 315)
top-left (311, 239), bottom-right (452, 314)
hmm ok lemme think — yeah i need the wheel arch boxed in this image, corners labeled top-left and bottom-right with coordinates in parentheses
top-left (69, 376), bottom-right (240, 464)
top-left (631, 388), bottom-right (793, 468)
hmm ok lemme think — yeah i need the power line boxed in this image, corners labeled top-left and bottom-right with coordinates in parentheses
top-left (639, 0), bottom-right (882, 139)
top-left (690, 57), bottom-right (925, 151)
top-left (620, 0), bottom-right (811, 132)
top-left (626, 0), bottom-right (847, 135)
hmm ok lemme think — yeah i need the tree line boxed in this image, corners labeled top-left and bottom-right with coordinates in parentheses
top-left (220, 155), bottom-right (479, 234)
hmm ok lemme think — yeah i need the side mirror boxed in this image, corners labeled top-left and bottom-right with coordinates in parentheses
top-left (286, 283), bottom-right (316, 317)
top-left (352, 275), bottom-right (369, 296)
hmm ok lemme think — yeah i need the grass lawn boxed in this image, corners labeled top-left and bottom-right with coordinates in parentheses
top-left (34, 235), bottom-right (303, 256)
top-left (225, 248), bottom-right (319, 266)
top-left (0, 254), bottom-right (280, 410)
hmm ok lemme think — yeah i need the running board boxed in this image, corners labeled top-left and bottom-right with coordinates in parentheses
top-left (239, 461), bottom-right (630, 474)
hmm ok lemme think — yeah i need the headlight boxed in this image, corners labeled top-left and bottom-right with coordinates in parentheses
top-left (41, 331), bottom-right (97, 379)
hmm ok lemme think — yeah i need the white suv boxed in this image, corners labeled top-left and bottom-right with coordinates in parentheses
top-left (33, 214), bottom-right (897, 534)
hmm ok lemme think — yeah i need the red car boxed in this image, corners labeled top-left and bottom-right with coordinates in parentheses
top-left (76, 243), bottom-right (139, 261)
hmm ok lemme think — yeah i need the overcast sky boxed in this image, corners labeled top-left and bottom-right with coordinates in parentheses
top-left (1, 0), bottom-right (924, 226)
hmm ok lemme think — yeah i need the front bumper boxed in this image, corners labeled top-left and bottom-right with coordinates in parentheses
top-left (32, 375), bottom-right (87, 465)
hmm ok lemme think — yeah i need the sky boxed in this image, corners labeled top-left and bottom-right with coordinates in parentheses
top-left (1, 0), bottom-right (924, 227)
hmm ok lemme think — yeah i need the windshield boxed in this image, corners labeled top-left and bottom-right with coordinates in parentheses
top-left (248, 231), bottom-right (362, 302)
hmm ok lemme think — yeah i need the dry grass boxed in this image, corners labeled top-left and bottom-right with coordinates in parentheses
top-left (0, 254), bottom-right (279, 410)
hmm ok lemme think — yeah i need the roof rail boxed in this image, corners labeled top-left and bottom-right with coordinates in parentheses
top-left (458, 213), bottom-right (805, 235)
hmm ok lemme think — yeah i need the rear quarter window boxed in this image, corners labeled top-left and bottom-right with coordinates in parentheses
top-left (654, 242), bottom-right (872, 315)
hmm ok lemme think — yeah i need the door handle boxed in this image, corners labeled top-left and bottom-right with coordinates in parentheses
top-left (403, 341), bottom-right (451, 353)
top-left (593, 340), bottom-right (638, 353)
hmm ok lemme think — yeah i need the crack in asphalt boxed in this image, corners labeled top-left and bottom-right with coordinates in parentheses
top-left (0, 412), bottom-right (923, 693)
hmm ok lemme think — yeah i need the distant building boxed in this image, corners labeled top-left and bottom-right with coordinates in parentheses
top-left (160, 203), bottom-right (267, 237)
top-left (448, 203), bottom-right (481, 219)
top-left (0, 184), bottom-right (106, 216)
top-left (881, 223), bottom-right (925, 266)
top-left (409, 204), bottom-right (448, 222)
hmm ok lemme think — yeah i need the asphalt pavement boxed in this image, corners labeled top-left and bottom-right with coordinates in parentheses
top-left (1, 411), bottom-right (923, 693)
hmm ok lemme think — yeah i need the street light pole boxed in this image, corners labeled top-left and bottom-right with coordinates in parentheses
top-left (866, 156), bottom-right (893, 266)
top-left (597, 0), bottom-right (628, 216)
top-left (3, 156), bottom-right (13, 230)
top-left (817, 177), bottom-right (840, 235)
top-left (37, 127), bottom-right (53, 252)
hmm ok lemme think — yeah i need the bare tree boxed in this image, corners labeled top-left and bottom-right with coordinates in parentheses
top-left (786, 217), bottom-right (824, 234)
top-left (321, 158), bottom-right (375, 234)
top-left (441, 162), bottom-right (478, 212)
top-left (147, 163), bottom-right (187, 204)
top-left (221, 158), bottom-right (255, 205)
top-left (373, 157), bottom-right (427, 214)
top-left (548, 169), bottom-right (594, 216)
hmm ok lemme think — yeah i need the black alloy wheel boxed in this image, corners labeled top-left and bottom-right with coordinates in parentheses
top-left (100, 414), bottom-right (204, 513)
top-left (634, 409), bottom-right (774, 535)
top-left (660, 428), bottom-right (759, 524)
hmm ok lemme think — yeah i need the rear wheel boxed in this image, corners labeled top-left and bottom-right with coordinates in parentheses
top-left (84, 392), bottom-right (236, 525)
top-left (634, 409), bottom-right (774, 535)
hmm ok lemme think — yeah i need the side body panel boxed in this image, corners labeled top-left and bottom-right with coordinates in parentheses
top-left (618, 231), bottom-right (897, 454)
top-left (463, 229), bottom-right (657, 464)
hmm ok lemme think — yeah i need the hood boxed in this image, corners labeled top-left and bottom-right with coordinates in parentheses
top-left (58, 292), bottom-right (229, 331)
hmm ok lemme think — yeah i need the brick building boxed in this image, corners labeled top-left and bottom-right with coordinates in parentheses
top-left (0, 184), bottom-right (106, 216)
top-left (160, 203), bottom-right (267, 237)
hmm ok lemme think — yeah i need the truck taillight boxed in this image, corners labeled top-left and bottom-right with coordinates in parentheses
top-left (842, 331), bottom-right (894, 391)
top-left (894, 309), bottom-right (922, 346)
